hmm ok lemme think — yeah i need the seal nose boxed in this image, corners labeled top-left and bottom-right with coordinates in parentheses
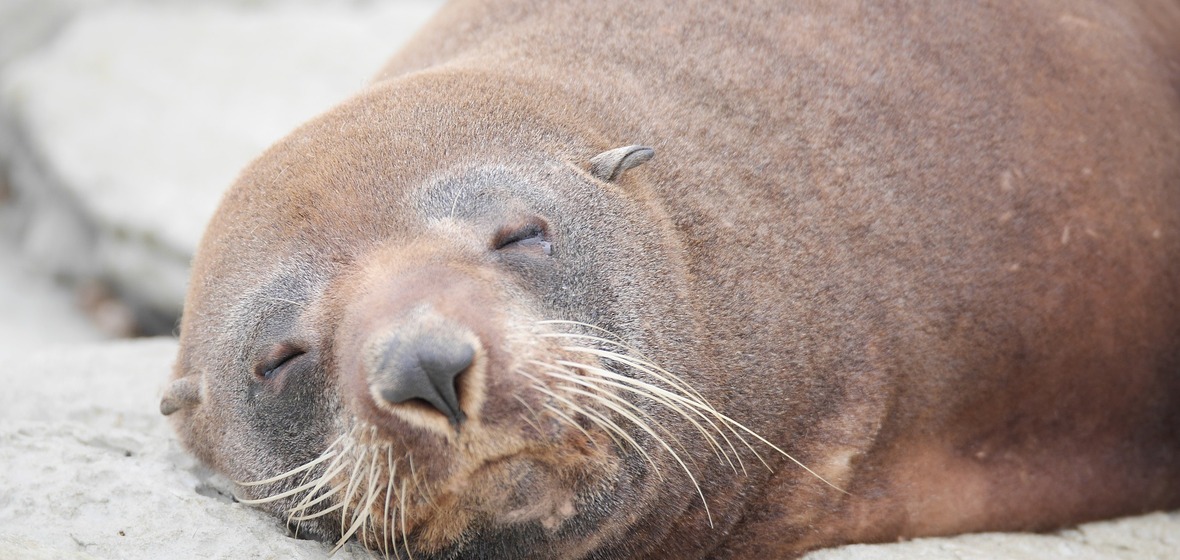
top-left (376, 331), bottom-right (474, 427)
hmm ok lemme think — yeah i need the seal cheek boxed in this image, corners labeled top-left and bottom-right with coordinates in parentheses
top-left (475, 457), bottom-right (579, 531)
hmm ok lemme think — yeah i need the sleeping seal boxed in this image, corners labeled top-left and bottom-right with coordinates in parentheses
top-left (162, 0), bottom-right (1180, 557)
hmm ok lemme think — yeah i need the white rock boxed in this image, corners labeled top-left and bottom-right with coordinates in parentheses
top-left (0, 338), bottom-right (369, 559)
top-left (803, 511), bottom-right (1180, 560)
top-left (1, 1), bottom-right (444, 318)
top-left (0, 238), bottom-right (103, 351)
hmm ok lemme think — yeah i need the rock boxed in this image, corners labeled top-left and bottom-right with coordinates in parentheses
top-left (803, 511), bottom-right (1180, 560)
top-left (0, 338), bottom-right (369, 559)
top-left (0, 0), bottom-right (444, 332)
top-left (0, 237), bottom-right (103, 350)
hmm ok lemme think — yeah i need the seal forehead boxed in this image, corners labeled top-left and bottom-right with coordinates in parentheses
top-left (194, 72), bottom-right (598, 285)
top-left (414, 164), bottom-right (571, 223)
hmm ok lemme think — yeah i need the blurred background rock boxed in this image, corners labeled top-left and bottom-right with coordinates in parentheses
top-left (0, 0), bottom-right (444, 344)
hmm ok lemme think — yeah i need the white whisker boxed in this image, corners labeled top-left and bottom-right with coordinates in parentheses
top-left (512, 393), bottom-right (546, 435)
top-left (399, 478), bottom-right (414, 560)
top-left (537, 320), bottom-right (847, 493)
top-left (235, 448), bottom-right (340, 487)
top-left (555, 358), bottom-right (764, 472)
top-left (338, 444), bottom-right (370, 538)
top-left (532, 382), bottom-right (664, 480)
top-left (381, 446), bottom-right (396, 560)
top-left (288, 500), bottom-right (344, 522)
top-left (566, 381), bottom-right (714, 527)
top-left (536, 360), bottom-right (732, 472)
top-left (332, 447), bottom-right (384, 554)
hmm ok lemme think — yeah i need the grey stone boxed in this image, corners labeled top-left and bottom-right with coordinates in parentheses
top-left (803, 511), bottom-right (1180, 560)
top-left (0, 338), bottom-right (369, 559)
top-left (0, 237), bottom-right (103, 350)
top-left (0, 0), bottom-right (444, 328)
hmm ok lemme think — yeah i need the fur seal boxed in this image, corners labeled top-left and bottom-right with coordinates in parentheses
top-left (162, 0), bottom-right (1180, 557)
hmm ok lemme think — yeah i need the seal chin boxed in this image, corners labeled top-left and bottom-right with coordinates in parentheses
top-left (237, 411), bottom-right (617, 557)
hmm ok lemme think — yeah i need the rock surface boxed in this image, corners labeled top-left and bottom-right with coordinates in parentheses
top-left (0, 0), bottom-right (444, 330)
top-left (0, 338), bottom-right (368, 559)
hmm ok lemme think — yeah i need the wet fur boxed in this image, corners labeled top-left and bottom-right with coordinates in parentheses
top-left (166, 0), bottom-right (1180, 558)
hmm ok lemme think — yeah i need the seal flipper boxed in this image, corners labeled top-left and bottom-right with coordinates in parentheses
top-left (589, 145), bottom-right (654, 181)
top-left (160, 375), bottom-right (203, 415)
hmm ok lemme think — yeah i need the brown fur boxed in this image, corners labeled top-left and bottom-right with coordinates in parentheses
top-left (164, 0), bottom-right (1180, 558)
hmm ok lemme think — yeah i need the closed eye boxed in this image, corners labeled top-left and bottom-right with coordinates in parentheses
top-left (256, 345), bottom-right (305, 380)
top-left (493, 219), bottom-right (552, 256)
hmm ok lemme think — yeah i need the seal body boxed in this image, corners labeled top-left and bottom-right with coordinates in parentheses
top-left (164, 1), bottom-right (1180, 558)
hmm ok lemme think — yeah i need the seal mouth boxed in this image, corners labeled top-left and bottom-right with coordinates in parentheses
top-left (234, 418), bottom-right (590, 557)
top-left (234, 319), bottom-right (840, 556)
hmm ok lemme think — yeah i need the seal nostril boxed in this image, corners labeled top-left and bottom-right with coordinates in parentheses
top-left (377, 335), bottom-right (474, 428)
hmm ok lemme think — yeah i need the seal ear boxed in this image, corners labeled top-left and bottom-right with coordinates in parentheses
top-left (160, 375), bottom-right (203, 416)
top-left (589, 145), bottom-right (655, 182)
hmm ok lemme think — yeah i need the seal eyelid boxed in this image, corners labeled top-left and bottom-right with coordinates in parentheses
top-left (256, 346), bottom-right (306, 380)
top-left (492, 219), bottom-right (553, 256)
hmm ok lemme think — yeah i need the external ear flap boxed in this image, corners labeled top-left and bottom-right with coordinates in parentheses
top-left (589, 145), bottom-right (654, 182)
top-left (160, 375), bottom-right (203, 416)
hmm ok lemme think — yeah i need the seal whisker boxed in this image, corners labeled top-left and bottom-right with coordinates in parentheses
top-left (542, 367), bottom-right (704, 464)
top-left (338, 444), bottom-right (370, 540)
top-left (551, 357), bottom-right (753, 473)
top-left (532, 384), bottom-right (665, 481)
top-left (381, 446), bottom-right (396, 560)
top-left (699, 410), bottom-right (849, 495)
top-left (237, 475), bottom-right (342, 505)
top-left (286, 438), bottom-right (353, 519)
top-left (511, 393), bottom-right (546, 435)
top-left (537, 325), bottom-right (753, 472)
top-left (287, 499), bottom-right (344, 521)
top-left (264, 296), bottom-right (305, 309)
top-left (522, 367), bottom-right (664, 475)
top-left (237, 434), bottom-right (351, 524)
top-left (290, 436), bottom-right (352, 535)
top-left (536, 360), bottom-right (730, 472)
top-left (527, 387), bottom-right (602, 451)
top-left (538, 321), bottom-right (715, 405)
top-left (235, 448), bottom-right (340, 486)
top-left (564, 381), bottom-right (714, 527)
top-left (553, 356), bottom-right (761, 472)
top-left (399, 477), bottom-right (414, 560)
top-left (332, 446), bottom-right (384, 554)
top-left (359, 446), bottom-right (382, 550)
top-left (537, 325), bottom-right (712, 399)
top-left (286, 464), bottom-right (348, 514)
top-left (555, 345), bottom-right (729, 428)
top-left (540, 402), bottom-right (627, 458)
top-left (405, 451), bottom-right (432, 507)
top-left (287, 432), bottom-right (356, 520)
top-left (515, 367), bottom-right (609, 452)
top-left (518, 367), bottom-right (626, 457)
top-left (556, 379), bottom-right (700, 471)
